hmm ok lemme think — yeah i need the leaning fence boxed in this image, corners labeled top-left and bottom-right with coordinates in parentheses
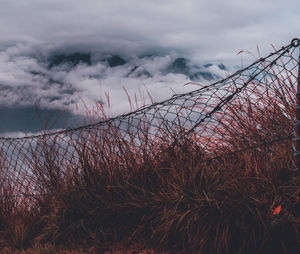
top-left (0, 38), bottom-right (299, 205)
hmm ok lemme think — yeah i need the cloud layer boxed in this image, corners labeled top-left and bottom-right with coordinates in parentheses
top-left (0, 0), bottom-right (299, 63)
top-left (0, 44), bottom-right (230, 117)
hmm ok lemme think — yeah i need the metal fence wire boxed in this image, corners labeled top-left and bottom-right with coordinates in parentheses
top-left (0, 38), bottom-right (299, 204)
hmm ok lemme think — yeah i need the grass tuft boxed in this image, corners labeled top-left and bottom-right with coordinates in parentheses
top-left (0, 62), bottom-right (300, 253)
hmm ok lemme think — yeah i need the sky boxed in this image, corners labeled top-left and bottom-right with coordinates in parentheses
top-left (0, 0), bottom-right (298, 60)
top-left (0, 0), bottom-right (299, 136)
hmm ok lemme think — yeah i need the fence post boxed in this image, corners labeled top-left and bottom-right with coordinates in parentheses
top-left (294, 38), bottom-right (300, 172)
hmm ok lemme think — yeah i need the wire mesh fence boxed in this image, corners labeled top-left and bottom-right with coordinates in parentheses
top-left (0, 38), bottom-right (299, 207)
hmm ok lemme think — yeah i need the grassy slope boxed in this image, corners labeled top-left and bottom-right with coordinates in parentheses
top-left (0, 65), bottom-right (299, 254)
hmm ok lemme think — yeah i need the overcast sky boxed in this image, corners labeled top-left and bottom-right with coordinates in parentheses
top-left (0, 0), bottom-right (299, 136)
top-left (0, 0), bottom-right (299, 62)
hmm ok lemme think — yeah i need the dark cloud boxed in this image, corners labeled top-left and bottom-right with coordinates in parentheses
top-left (0, 0), bottom-right (299, 63)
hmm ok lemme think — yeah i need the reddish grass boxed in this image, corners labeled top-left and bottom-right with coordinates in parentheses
top-left (0, 61), bottom-right (299, 253)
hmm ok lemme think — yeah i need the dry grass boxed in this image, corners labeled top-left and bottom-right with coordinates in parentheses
top-left (0, 63), bottom-right (299, 253)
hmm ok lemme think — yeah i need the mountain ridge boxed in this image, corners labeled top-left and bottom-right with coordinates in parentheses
top-left (47, 52), bottom-right (228, 81)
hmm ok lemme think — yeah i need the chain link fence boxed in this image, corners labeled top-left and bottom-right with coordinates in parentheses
top-left (0, 39), bottom-right (299, 206)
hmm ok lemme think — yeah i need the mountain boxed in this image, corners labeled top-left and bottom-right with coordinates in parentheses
top-left (106, 55), bottom-right (127, 67)
top-left (46, 53), bottom-right (228, 81)
top-left (48, 53), bottom-right (91, 68)
top-left (167, 58), bottom-right (190, 75)
top-left (166, 57), bottom-right (227, 81)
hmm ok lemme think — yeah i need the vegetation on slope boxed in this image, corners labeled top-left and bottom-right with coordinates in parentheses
top-left (0, 63), bottom-right (299, 254)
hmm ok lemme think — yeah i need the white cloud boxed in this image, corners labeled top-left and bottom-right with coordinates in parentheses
top-left (0, 44), bottom-right (197, 115)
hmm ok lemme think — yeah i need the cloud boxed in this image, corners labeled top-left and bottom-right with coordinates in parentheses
top-left (0, 0), bottom-right (299, 136)
top-left (0, 41), bottom-right (233, 123)
top-left (0, 0), bottom-right (299, 63)
top-left (0, 44), bottom-right (205, 116)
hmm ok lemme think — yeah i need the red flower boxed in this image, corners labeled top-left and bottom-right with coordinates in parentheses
top-left (272, 205), bottom-right (281, 215)
top-left (106, 185), bottom-right (111, 191)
